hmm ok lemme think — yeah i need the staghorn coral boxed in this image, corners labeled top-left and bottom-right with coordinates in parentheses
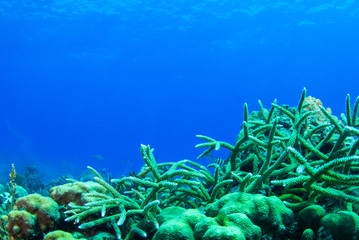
top-left (11, 89), bottom-right (357, 240)
top-left (61, 145), bottom-right (229, 240)
top-left (196, 88), bottom-right (359, 210)
top-left (192, 89), bottom-right (359, 238)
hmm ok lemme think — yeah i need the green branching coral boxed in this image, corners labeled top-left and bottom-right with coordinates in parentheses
top-left (60, 89), bottom-right (359, 240)
top-left (196, 88), bottom-right (359, 211)
top-left (64, 165), bottom-right (159, 240)
top-left (64, 145), bottom-right (231, 239)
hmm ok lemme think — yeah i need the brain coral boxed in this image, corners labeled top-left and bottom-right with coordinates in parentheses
top-left (205, 192), bottom-right (295, 237)
top-left (153, 206), bottom-right (206, 240)
top-left (194, 212), bottom-right (261, 240)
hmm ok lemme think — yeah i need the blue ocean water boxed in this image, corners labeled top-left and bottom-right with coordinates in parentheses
top-left (0, 1), bottom-right (358, 181)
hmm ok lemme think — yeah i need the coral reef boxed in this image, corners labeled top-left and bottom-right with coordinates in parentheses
top-left (6, 210), bottom-right (37, 239)
top-left (318, 211), bottom-right (359, 239)
top-left (1, 89), bottom-right (359, 240)
top-left (153, 207), bottom-right (205, 240)
top-left (204, 192), bottom-right (294, 237)
top-left (6, 194), bottom-right (60, 239)
top-left (297, 204), bottom-right (326, 233)
top-left (50, 181), bottom-right (111, 206)
top-left (194, 212), bottom-right (261, 240)
top-left (43, 230), bottom-right (86, 240)
top-left (14, 166), bottom-right (44, 194)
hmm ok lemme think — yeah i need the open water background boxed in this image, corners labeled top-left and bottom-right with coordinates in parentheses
top-left (0, 1), bottom-right (358, 181)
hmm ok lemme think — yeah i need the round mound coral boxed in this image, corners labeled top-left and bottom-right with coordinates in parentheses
top-left (205, 192), bottom-right (295, 237)
top-left (15, 193), bottom-right (60, 232)
top-left (44, 230), bottom-right (86, 240)
top-left (153, 206), bottom-right (206, 240)
top-left (6, 210), bottom-right (37, 239)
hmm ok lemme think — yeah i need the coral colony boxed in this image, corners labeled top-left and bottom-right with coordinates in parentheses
top-left (1, 88), bottom-right (359, 240)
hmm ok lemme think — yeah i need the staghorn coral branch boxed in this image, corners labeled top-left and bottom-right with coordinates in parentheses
top-left (346, 94), bottom-right (353, 126)
top-left (319, 105), bottom-right (344, 134)
top-left (272, 103), bottom-right (295, 120)
top-left (140, 144), bottom-right (161, 180)
top-left (210, 179), bottom-right (233, 203)
top-left (304, 155), bottom-right (359, 188)
top-left (195, 135), bottom-right (234, 159)
top-left (353, 96), bottom-right (359, 126)
top-left (310, 184), bottom-right (359, 205)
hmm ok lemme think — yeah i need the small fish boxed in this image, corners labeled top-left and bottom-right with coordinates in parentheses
top-left (206, 153), bottom-right (228, 167)
top-left (92, 154), bottom-right (105, 161)
top-left (213, 158), bottom-right (227, 167)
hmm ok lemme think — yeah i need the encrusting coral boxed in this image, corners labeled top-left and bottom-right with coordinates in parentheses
top-left (6, 210), bottom-right (37, 239)
top-left (6, 194), bottom-right (60, 239)
top-left (43, 230), bottom-right (86, 240)
top-left (1, 88), bottom-right (359, 240)
top-left (50, 181), bottom-right (111, 206)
